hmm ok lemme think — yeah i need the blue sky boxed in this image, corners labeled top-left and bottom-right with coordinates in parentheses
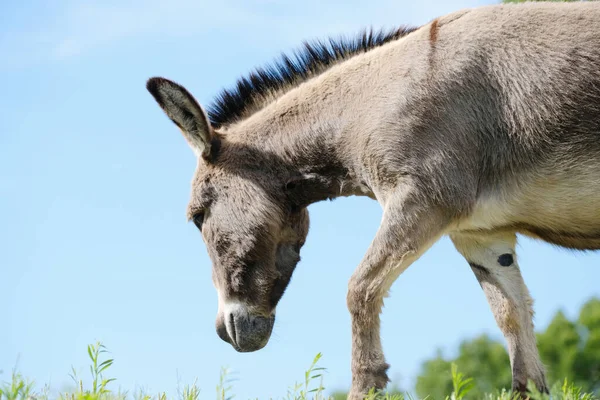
top-left (1, 0), bottom-right (599, 398)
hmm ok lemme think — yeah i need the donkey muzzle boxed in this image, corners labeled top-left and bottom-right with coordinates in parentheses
top-left (216, 303), bottom-right (275, 352)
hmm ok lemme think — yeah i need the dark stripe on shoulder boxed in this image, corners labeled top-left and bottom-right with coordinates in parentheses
top-left (429, 19), bottom-right (439, 44)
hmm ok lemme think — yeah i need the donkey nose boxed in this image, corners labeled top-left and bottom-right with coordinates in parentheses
top-left (216, 304), bottom-right (274, 352)
top-left (215, 314), bottom-right (231, 345)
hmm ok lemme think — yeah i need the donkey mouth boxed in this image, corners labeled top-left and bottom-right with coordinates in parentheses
top-left (223, 311), bottom-right (275, 352)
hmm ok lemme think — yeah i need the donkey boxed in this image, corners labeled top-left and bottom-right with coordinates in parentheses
top-left (146, 1), bottom-right (600, 398)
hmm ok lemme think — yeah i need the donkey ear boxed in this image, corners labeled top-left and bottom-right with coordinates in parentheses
top-left (284, 173), bottom-right (336, 209)
top-left (146, 77), bottom-right (215, 160)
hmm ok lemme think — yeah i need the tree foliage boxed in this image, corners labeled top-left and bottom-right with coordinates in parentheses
top-left (416, 298), bottom-right (600, 399)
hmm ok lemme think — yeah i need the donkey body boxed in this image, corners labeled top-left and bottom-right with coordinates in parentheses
top-left (147, 2), bottom-right (600, 398)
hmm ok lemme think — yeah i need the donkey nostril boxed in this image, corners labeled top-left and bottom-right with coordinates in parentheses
top-left (227, 312), bottom-right (237, 346)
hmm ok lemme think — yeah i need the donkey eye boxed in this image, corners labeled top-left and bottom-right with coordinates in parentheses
top-left (192, 212), bottom-right (205, 231)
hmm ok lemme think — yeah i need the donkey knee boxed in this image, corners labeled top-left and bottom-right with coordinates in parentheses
top-left (346, 282), bottom-right (369, 316)
top-left (347, 277), bottom-right (384, 318)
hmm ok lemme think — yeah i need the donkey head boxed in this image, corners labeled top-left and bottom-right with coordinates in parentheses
top-left (147, 77), bottom-right (309, 352)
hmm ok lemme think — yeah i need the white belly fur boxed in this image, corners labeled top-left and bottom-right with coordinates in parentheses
top-left (453, 166), bottom-right (600, 235)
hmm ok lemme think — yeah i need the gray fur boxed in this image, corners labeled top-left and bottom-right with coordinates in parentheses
top-left (147, 2), bottom-right (600, 398)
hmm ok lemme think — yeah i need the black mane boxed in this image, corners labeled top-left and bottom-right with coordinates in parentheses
top-left (207, 26), bottom-right (418, 128)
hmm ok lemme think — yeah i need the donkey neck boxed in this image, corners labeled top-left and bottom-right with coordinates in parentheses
top-left (221, 44), bottom-right (408, 202)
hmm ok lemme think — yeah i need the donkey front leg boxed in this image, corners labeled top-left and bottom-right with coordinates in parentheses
top-left (450, 231), bottom-right (548, 396)
top-left (347, 192), bottom-right (450, 399)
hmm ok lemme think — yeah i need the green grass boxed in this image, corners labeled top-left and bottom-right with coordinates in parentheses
top-left (0, 342), bottom-right (596, 400)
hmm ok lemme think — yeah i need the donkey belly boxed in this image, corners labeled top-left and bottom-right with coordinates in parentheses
top-left (457, 165), bottom-right (600, 250)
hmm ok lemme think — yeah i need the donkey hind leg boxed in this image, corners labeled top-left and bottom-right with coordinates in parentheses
top-left (347, 190), bottom-right (451, 400)
top-left (450, 231), bottom-right (549, 395)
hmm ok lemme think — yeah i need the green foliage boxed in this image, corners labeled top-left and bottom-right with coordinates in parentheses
top-left (0, 369), bottom-right (35, 400)
top-left (416, 298), bottom-right (600, 399)
top-left (448, 364), bottom-right (475, 400)
top-left (536, 299), bottom-right (600, 393)
top-left (578, 299), bottom-right (600, 393)
top-left (63, 341), bottom-right (122, 400)
top-left (285, 353), bottom-right (327, 400)
top-left (1, 332), bottom-right (598, 400)
top-left (526, 379), bottom-right (597, 400)
top-left (416, 336), bottom-right (512, 399)
top-left (360, 387), bottom-right (406, 400)
top-left (215, 367), bottom-right (233, 400)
